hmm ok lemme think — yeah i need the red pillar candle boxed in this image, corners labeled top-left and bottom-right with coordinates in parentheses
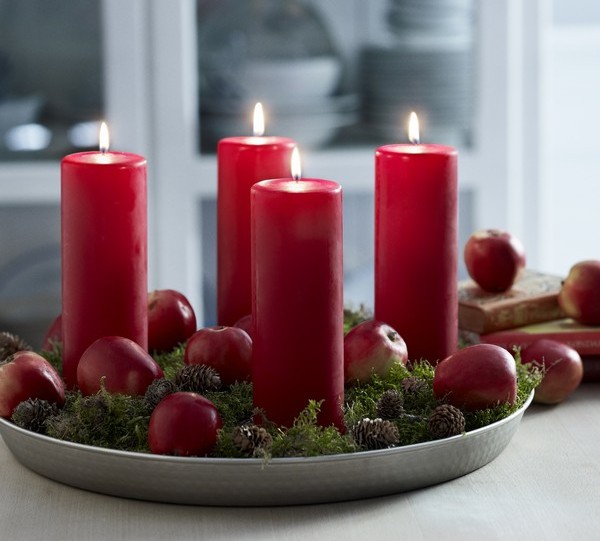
top-left (375, 113), bottom-right (458, 364)
top-left (218, 103), bottom-right (295, 326)
top-left (61, 123), bottom-right (147, 388)
top-left (251, 169), bottom-right (344, 429)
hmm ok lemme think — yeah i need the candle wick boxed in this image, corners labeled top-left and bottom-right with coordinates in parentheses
top-left (290, 146), bottom-right (302, 180)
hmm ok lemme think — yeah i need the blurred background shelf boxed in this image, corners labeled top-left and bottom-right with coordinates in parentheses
top-left (0, 0), bottom-right (599, 343)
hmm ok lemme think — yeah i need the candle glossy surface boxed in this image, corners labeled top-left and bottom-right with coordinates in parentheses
top-left (218, 136), bottom-right (296, 326)
top-left (375, 144), bottom-right (458, 363)
top-left (251, 178), bottom-right (344, 429)
top-left (61, 151), bottom-right (147, 388)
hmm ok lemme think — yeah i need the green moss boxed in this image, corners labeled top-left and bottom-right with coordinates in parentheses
top-left (46, 386), bottom-right (150, 452)
top-left (270, 401), bottom-right (356, 458)
top-left (343, 362), bottom-right (432, 426)
top-left (204, 381), bottom-right (254, 429)
top-left (215, 401), bottom-right (357, 459)
top-left (394, 416), bottom-right (430, 446)
top-left (214, 426), bottom-right (247, 458)
top-left (152, 344), bottom-right (186, 380)
top-left (514, 348), bottom-right (544, 403)
top-left (343, 361), bottom-right (436, 446)
top-left (409, 360), bottom-right (436, 382)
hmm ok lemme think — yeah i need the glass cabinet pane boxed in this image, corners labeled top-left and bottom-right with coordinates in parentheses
top-left (196, 0), bottom-right (477, 153)
top-left (0, 0), bottom-right (103, 161)
top-left (0, 203), bottom-right (60, 346)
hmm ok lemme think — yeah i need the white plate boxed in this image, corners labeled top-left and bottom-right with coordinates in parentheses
top-left (0, 392), bottom-right (533, 507)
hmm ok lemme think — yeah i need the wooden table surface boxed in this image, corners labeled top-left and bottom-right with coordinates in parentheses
top-left (1, 384), bottom-right (599, 541)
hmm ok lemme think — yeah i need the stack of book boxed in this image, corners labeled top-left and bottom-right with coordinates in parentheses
top-left (458, 270), bottom-right (600, 381)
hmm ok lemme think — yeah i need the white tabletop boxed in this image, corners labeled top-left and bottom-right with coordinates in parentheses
top-left (1, 384), bottom-right (599, 541)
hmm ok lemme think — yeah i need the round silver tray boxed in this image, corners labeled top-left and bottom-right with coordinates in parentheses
top-left (0, 392), bottom-right (533, 507)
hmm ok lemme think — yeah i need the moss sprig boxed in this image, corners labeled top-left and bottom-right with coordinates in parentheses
top-left (514, 348), bottom-right (544, 403)
top-left (269, 401), bottom-right (356, 458)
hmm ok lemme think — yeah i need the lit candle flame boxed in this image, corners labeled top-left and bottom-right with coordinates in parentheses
top-left (408, 112), bottom-right (420, 144)
top-left (99, 121), bottom-right (110, 153)
top-left (253, 102), bottom-right (265, 137)
top-left (291, 147), bottom-right (301, 181)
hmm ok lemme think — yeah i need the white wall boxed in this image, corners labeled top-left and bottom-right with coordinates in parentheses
top-left (541, 24), bottom-right (600, 275)
top-left (553, 0), bottom-right (600, 25)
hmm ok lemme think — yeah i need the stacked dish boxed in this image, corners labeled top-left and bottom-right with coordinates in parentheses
top-left (200, 92), bottom-right (357, 151)
top-left (386, 0), bottom-right (474, 36)
top-left (197, 1), bottom-right (356, 149)
top-left (360, 0), bottom-right (475, 144)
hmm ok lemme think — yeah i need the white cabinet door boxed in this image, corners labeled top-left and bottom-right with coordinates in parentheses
top-left (131, 0), bottom-right (548, 324)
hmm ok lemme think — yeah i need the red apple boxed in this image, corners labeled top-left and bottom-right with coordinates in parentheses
top-left (148, 289), bottom-right (197, 353)
top-left (433, 344), bottom-right (517, 410)
top-left (77, 336), bottom-right (164, 396)
top-left (0, 351), bottom-right (65, 418)
top-left (344, 320), bottom-right (408, 385)
top-left (148, 392), bottom-right (222, 456)
top-left (234, 314), bottom-right (253, 339)
top-left (184, 326), bottom-right (252, 385)
top-left (520, 339), bottom-right (583, 404)
top-left (464, 229), bottom-right (526, 293)
top-left (41, 314), bottom-right (63, 351)
top-left (558, 260), bottom-right (600, 325)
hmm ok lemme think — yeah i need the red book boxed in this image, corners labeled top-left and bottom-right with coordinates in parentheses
top-left (480, 318), bottom-right (600, 356)
top-left (458, 270), bottom-right (565, 334)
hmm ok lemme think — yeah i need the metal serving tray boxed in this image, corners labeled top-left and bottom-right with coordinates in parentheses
top-left (0, 392), bottom-right (533, 507)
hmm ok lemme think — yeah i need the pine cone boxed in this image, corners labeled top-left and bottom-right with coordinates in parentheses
top-left (175, 364), bottom-right (221, 393)
top-left (144, 378), bottom-right (179, 410)
top-left (351, 418), bottom-right (400, 450)
top-left (376, 389), bottom-right (404, 420)
top-left (11, 398), bottom-right (58, 433)
top-left (402, 376), bottom-right (428, 396)
top-left (428, 404), bottom-right (466, 439)
top-left (232, 424), bottom-right (273, 457)
top-left (0, 332), bottom-right (32, 362)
